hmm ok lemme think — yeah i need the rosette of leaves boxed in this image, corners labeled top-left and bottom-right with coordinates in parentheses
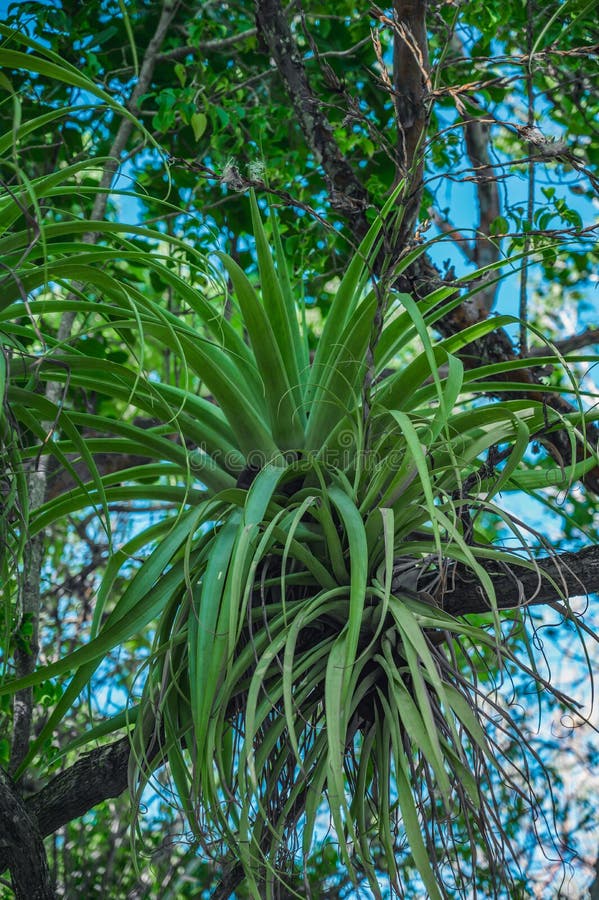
top-left (118, 200), bottom-right (592, 898)
top-left (1, 43), bottom-right (597, 898)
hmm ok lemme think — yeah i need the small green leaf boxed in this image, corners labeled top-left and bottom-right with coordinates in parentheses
top-left (490, 215), bottom-right (508, 235)
top-left (190, 112), bottom-right (207, 141)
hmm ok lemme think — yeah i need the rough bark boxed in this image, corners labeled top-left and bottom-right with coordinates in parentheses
top-left (254, 0), bottom-right (369, 216)
top-left (439, 544), bottom-right (599, 616)
top-left (27, 738), bottom-right (131, 838)
top-left (441, 31), bottom-right (501, 311)
top-left (0, 738), bottom-right (131, 881)
top-left (462, 112), bottom-right (500, 310)
top-left (9, 470), bottom-right (46, 775)
top-left (392, 0), bottom-right (430, 239)
top-left (0, 768), bottom-right (55, 899)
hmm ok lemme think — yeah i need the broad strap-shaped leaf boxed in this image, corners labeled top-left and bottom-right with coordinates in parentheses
top-left (249, 190), bottom-right (304, 408)
top-left (217, 252), bottom-right (305, 448)
top-left (306, 179), bottom-right (406, 404)
top-left (305, 289), bottom-right (377, 451)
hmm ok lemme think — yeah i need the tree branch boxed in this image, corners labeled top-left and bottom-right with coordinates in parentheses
top-left (529, 328), bottom-right (599, 356)
top-left (90, 0), bottom-right (181, 223)
top-left (390, 0), bottom-right (430, 237)
top-left (462, 111), bottom-right (500, 309)
top-left (28, 738), bottom-right (131, 838)
top-left (46, 451), bottom-right (150, 501)
top-left (0, 768), bottom-right (55, 899)
top-left (156, 27), bottom-right (258, 61)
top-left (9, 470), bottom-right (45, 775)
top-left (391, 0), bottom-right (430, 172)
top-left (53, 0), bottom-right (180, 337)
top-left (428, 206), bottom-right (476, 262)
top-left (445, 30), bottom-right (501, 310)
top-left (254, 0), bottom-right (370, 216)
top-left (0, 738), bottom-right (132, 881)
top-left (439, 544), bottom-right (599, 616)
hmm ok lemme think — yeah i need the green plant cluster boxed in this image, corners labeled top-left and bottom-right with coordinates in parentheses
top-left (1, 23), bottom-right (598, 900)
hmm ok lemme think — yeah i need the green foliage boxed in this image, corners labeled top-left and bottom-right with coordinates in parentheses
top-left (1, 86), bottom-right (595, 893)
top-left (0, 4), bottom-right (598, 898)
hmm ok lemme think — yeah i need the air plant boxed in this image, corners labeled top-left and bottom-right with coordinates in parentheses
top-left (1, 40), bottom-right (597, 897)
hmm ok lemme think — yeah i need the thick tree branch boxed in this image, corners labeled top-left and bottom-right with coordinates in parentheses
top-left (9, 470), bottom-right (45, 775)
top-left (28, 738), bottom-right (131, 837)
top-left (391, 0), bottom-right (430, 238)
top-left (439, 544), bottom-right (599, 616)
top-left (0, 768), bottom-right (55, 899)
top-left (462, 112), bottom-right (500, 309)
top-left (392, 0), bottom-right (430, 173)
top-left (254, 0), bottom-right (369, 216)
top-left (0, 738), bottom-right (132, 880)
